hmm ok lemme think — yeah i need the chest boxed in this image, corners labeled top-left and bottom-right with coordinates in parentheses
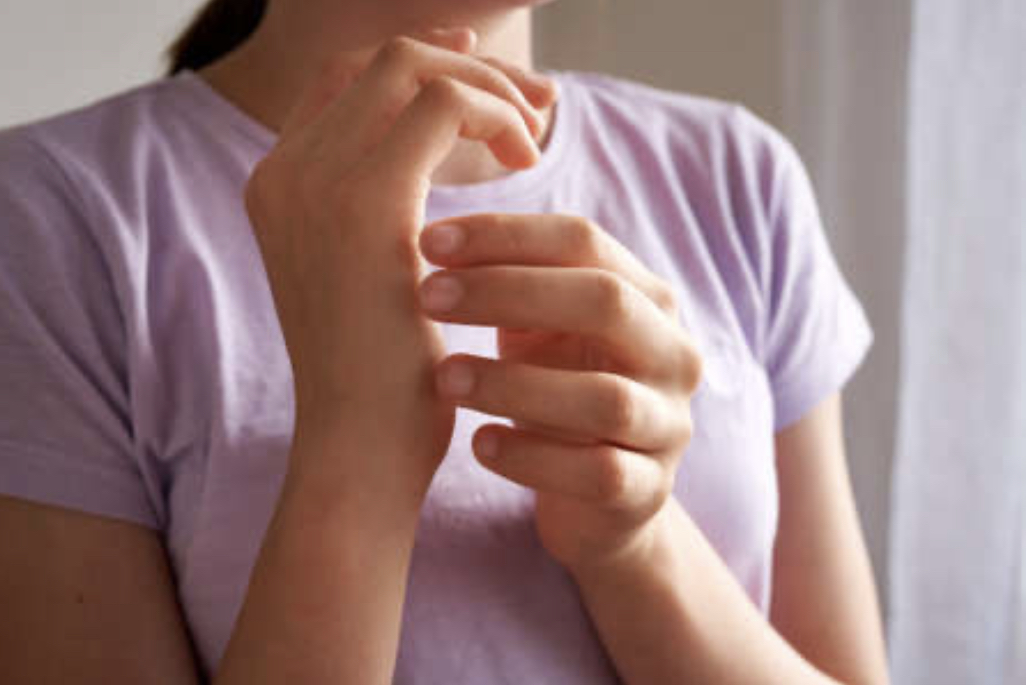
top-left (145, 195), bottom-right (780, 676)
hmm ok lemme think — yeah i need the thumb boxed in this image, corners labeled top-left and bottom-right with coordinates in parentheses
top-left (280, 26), bottom-right (477, 136)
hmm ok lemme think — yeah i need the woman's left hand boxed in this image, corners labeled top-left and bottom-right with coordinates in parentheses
top-left (417, 213), bottom-right (703, 574)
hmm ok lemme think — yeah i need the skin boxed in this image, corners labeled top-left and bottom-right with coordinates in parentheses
top-left (199, 1), bottom-right (550, 186)
top-left (0, 1), bottom-right (891, 684)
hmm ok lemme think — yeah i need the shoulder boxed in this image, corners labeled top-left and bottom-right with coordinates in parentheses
top-left (1, 75), bottom-right (183, 150)
top-left (559, 69), bottom-right (794, 164)
top-left (0, 79), bottom-right (188, 304)
top-left (558, 69), bottom-right (734, 130)
top-left (550, 72), bottom-right (828, 358)
top-left (0, 74), bottom-right (229, 267)
top-left (556, 70), bottom-right (804, 217)
top-left (0, 76), bottom-right (194, 205)
top-left (560, 70), bottom-right (811, 248)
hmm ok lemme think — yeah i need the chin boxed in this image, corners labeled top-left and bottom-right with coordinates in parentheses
top-left (388, 0), bottom-right (560, 28)
top-left (463, 0), bottom-right (557, 5)
top-left (415, 0), bottom-right (558, 10)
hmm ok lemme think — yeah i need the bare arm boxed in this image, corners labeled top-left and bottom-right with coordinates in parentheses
top-left (0, 28), bottom-right (557, 685)
top-left (410, 205), bottom-right (889, 681)
top-left (411, 210), bottom-right (888, 682)
top-left (569, 394), bottom-right (890, 685)
top-left (0, 431), bottom-right (421, 682)
top-left (0, 495), bottom-right (201, 685)
top-left (0, 430), bottom-right (429, 685)
top-left (213, 428), bottom-right (424, 684)
top-left (769, 393), bottom-right (890, 684)
top-left (0, 425), bottom-right (434, 685)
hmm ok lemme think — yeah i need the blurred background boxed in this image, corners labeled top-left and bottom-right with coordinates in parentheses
top-left (0, 1), bottom-right (1023, 682)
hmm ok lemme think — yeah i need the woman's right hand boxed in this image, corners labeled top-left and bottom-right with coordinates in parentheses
top-left (242, 27), bottom-right (556, 509)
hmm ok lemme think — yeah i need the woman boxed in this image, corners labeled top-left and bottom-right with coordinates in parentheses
top-left (0, 0), bottom-right (890, 683)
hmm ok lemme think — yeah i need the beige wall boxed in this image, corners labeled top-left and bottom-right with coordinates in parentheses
top-left (534, 0), bottom-right (784, 125)
top-left (0, 0), bottom-right (203, 128)
top-left (0, 0), bottom-right (784, 130)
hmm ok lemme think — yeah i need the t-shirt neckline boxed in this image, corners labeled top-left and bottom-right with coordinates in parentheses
top-left (171, 67), bottom-right (577, 204)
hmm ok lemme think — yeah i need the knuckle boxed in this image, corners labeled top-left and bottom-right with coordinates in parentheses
top-left (477, 60), bottom-right (514, 93)
top-left (650, 466), bottom-right (678, 513)
top-left (569, 216), bottom-right (605, 263)
top-left (420, 76), bottom-right (465, 112)
top-left (600, 377), bottom-right (638, 436)
top-left (593, 271), bottom-right (634, 328)
top-left (594, 446), bottom-right (630, 503)
top-left (379, 35), bottom-right (418, 68)
top-left (653, 279), bottom-right (679, 315)
top-left (467, 55), bottom-right (521, 100)
top-left (681, 341), bottom-right (704, 393)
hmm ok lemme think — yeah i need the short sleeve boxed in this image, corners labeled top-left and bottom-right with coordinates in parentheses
top-left (0, 127), bottom-right (159, 528)
top-left (738, 109), bottom-right (875, 431)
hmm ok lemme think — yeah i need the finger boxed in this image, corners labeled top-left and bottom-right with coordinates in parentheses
top-left (476, 56), bottom-right (559, 110)
top-left (434, 354), bottom-right (690, 452)
top-left (472, 424), bottom-right (669, 514)
top-left (415, 26), bottom-right (477, 53)
top-left (322, 34), bottom-right (546, 153)
top-left (421, 214), bottom-right (680, 318)
top-left (369, 76), bottom-right (540, 180)
top-left (419, 265), bottom-right (697, 383)
top-left (435, 34), bottom-right (558, 126)
top-left (281, 27), bottom-right (477, 136)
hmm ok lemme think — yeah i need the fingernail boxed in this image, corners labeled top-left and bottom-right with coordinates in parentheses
top-left (419, 275), bottom-right (462, 312)
top-left (425, 223), bottom-right (464, 255)
top-left (438, 362), bottom-right (475, 397)
top-left (476, 431), bottom-right (498, 459)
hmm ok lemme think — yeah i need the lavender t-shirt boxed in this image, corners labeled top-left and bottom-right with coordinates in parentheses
top-left (0, 68), bottom-right (872, 681)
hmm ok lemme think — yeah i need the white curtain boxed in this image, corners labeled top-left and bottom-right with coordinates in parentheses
top-left (539, 0), bottom-right (1026, 679)
top-left (887, 0), bottom-right (1026, 682)
top-left (784, 0), bottom-right (1025, 681)
top-left (780, 0), bottom-right (912, 602)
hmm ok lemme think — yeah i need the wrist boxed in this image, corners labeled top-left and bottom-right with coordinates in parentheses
top-left (567, 500), bottom-right (684, 590)
top-left (283, 418), bottom-right (430, 536)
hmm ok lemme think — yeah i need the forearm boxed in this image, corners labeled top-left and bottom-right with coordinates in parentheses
top-left (214, 426), bottom-right (424, 685)
top-left (569, 501), bottom-right (841, 685)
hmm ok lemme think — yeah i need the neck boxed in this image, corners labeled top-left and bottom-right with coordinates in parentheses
top-left (196, 4), bottom-right (550, 186)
